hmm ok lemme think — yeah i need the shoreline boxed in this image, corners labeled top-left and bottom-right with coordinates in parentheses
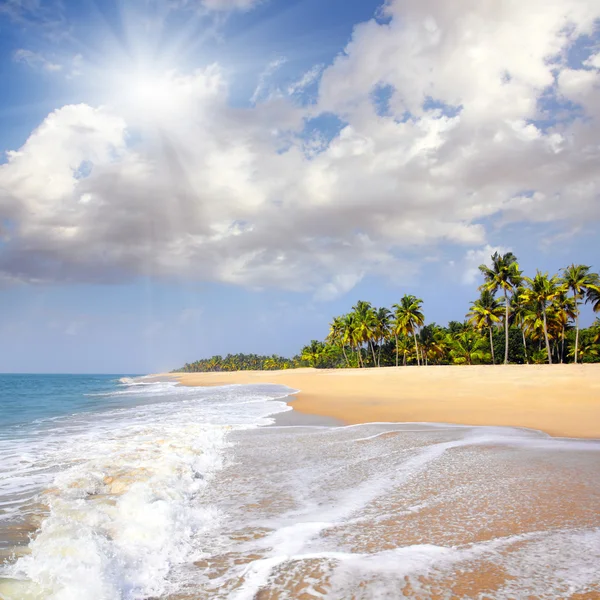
top-left (162, 364), bottom-right (600, 439)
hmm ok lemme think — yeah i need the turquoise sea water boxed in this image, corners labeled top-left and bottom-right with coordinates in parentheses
top-left (0, 373), bottom-right (296, 599)
top-left (0, 374), bottom-right (142, 429)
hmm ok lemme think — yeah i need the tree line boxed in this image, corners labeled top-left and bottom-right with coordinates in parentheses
top-left (173, 255), bottom-right (600, 372)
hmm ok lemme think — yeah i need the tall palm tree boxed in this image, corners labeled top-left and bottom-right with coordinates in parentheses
top-left (390, 318), bottom-right (404, 367)
top-left (560, 265), bottom-right (600, 363)
top-left (467, 290), bottom-right (505, 364)
top-left (342, 313), bottom-right (361, 367)
top-left (327, 316), bottom-right (350, 367)
top-left (550, 290), bottom-right (576, 363)
top-left (392, 295), bottom-right (425, 366)
top-left (352, 301), bottom-right (378, 367)
top-left (510, 287), bottom-right (532, 364)
top-left (479, 252), bottom-right (522, 364)
top-left (374, 307), bottom-right (391, 367)
top-left (521, 272), bottom-right (564, 365)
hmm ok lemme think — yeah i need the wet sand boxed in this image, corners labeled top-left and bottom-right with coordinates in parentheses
top-left (162, 422), bottom-right (600, 599)
top-left (168, 364), bottom-right (600, 439)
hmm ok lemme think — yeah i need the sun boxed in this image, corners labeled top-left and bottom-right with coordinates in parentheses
top-left (130, 73), bottom-right (174, 112)
top-left (116, 69), bottom-right (177, 120)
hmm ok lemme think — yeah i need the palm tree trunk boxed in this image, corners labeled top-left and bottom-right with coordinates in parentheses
top-left (395, 334), bottom-right (399, 367)
top-left (560, 326), bottom-right (565, 364)
top-left (542, 307), bottom-right (552, 365)
top-left (369, 340), bottom-right (377, 367)
top-left (341, 345), bottom-right (350, 368)
top-left (504, 289), bottom-right (509, 364)
top-left (489, 327), bottom-right (495, 365)
top-left (403, 349), bottom-right (407, 366)
top-left (413, 332), bottom-right (420, 366)
top-left (522, 328), bottom-right (529, 364)
top-left (574, 293), bottom-right (580, 364)
top-left (377, 338), bottom-right (382, 367)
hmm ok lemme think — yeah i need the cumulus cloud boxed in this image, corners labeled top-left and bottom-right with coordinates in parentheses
top-left (1, 0), bottom-right (600, 299)
top-left (461, 245), bottom-right (511, 285)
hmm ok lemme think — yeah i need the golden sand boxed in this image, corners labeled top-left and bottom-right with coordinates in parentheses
top-left (169, 364), bottom-right (600, 439)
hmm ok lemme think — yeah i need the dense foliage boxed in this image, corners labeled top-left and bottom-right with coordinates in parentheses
top-left (175, 353), bottom-right (296, 372)
top-left (173, 257), bottom-right (600, 372)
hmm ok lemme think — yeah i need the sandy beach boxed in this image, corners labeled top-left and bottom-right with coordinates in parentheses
top-left (170, 364), bottom-right (600, 439)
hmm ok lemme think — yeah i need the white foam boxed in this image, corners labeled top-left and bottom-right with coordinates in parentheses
top-left (3, 386), bottom-right (600, 599)
top-left (0, 382), bottom-right (294, 599)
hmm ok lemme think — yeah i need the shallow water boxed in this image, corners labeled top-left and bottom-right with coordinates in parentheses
top-left (1, 376), bottom-right (599, 599)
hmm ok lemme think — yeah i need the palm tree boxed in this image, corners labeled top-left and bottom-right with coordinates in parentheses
top-left (392, 295), bottom-right (425, 366)
top-left (568, 341), bottom-right (599, 362)
top-left (467, 290), bottom-right (505, 364)
top-left (550, 290), bottom-right (576, 363)
top-left (342, 313), bottom-right (362, 367)
top-left (591, 318), bottom-right (600, 344)
top-left (374, 307), bottom-right (391, 367)
top-left (560, 265), bottom-right (600, 363)
top-left (327, 316), bottom-right (350, 367)
top-left (510, 287), bottom-right (532, 364)
top-left (447, 330), bottom-right (490, 365)
top-left (352, 301), bottom-right (378, 367)
top-left (479, 252), bottom-right (522, 364)
top-left (396, 335), bottom-right (413, 366)
top-left (390, 314), bottom-right (404, 367)
top-left (585, 282), bottom-right (600, 313)
top-left (448, 321), bottom-right (470, 335)
top-left (521, 272), bottom-right (565, 365)
top-left (419, 324), bottom-right (447, 365)
top-left (301, 340), bottom-right (327, 368)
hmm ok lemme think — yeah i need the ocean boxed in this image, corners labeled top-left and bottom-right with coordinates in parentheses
top-left (0, 374), bottom-right (599, 599)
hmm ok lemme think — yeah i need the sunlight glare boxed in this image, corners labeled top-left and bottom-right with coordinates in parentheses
top-left (121, 70), bottom-right (176, 119)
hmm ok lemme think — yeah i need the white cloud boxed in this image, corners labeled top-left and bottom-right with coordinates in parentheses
top-left (288, 64), bottom-right (324, 95)
top-left (13, 50), bottom-right (85, 78)
top-left (314, 273), bottom-right (364, 302)
top-left (251, 57), bottom-right (287, 104)
top-left (1, 0), bottom-right (600, 299)
top-left (14, 49), bottom-right (62, 72)
top-left (461, 245), bottom-right (511, 285)
top-left (585, 52), bottom-right (600, 69)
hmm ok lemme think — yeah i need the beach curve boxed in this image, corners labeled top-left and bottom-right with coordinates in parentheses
top-left (167, 364), bottom-right (600, 439)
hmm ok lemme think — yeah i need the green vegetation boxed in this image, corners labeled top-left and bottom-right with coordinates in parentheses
top-left (176, 353), bottom-right (295, 373)
top-left (173, 255), bottom-right (600, 372)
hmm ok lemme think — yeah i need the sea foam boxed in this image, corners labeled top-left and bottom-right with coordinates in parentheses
top-left (0, 380), bottom-right (293, 599)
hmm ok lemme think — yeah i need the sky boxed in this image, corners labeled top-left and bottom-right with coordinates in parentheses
top-left (0, 0), bottom-right (599, 373)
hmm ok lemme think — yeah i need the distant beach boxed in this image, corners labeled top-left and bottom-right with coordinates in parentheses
top-left (171, 364), bottom-right (600, 439)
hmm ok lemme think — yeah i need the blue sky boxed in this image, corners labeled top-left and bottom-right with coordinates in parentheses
top-left (0, 0), bottom-right (599, 373)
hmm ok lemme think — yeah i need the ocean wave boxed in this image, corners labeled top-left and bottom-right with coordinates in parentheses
top-left (0, 383), bottom-right (294, 599)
